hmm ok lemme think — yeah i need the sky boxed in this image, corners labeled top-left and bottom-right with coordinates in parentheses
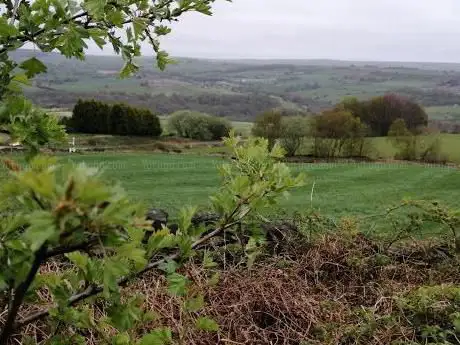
top-left (96, 0), bottom-right (460, 63)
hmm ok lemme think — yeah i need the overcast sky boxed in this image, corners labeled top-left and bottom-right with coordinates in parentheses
top-left (97, 0), bottom-right (460, 62)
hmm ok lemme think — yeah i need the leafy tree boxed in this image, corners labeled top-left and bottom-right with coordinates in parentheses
top-left (279, 116), bottom-right (309, 157)
top-left (337, 94), bottom-right (428, 137)
top-left (252, 110), bottom-right (284, 149)
top-left (0, 0), bottom-right (228, 152)
top-left (311, 109), bottom-right (370, 158)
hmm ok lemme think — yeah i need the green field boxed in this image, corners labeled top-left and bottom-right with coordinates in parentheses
top-left (45, 153), bottom-right (459, 234)
top-left (426, 105), bottom-right (460, 121)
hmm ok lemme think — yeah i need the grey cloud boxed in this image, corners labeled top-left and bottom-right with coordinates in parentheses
top-left (94, 0), bottom-right (460, 62)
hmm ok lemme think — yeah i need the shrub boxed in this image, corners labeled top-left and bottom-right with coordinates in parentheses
top-left (207, 116), bottom-right (232, 140)
top-left (252, 110), bottom-right (284, 149)
top-left (388, 119), bottom-right (420, 161)
top-left (167, 110), bottom-right (232, 141)
top-left (279, 116), bottom-right (309, 157)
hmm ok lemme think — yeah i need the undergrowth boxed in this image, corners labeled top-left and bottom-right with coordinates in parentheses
top-left (16, 215), bottom-right (460, 345)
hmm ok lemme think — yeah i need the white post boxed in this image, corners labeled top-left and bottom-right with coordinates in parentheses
top-left (69, 136), bottom-right (76, 153)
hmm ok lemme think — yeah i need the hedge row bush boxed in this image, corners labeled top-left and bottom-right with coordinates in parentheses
top-left (69, 99), bottom-right (162, 136)
top-left (167, 110), bottom-right (232, 141)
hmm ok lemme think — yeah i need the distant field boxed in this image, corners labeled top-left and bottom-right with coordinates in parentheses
top-left (12, 153), bottom-right (452, 236)
top-left (426, 105), bottom-right (460, 121)
top-left (296, 134), bottom-right (460, 163)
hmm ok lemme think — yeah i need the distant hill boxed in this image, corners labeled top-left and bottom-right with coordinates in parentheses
top-left (11, 49), bottom-right (460, 126)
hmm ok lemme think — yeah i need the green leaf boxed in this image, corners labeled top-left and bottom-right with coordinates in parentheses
top-left (103, 259), bottom-right (130, 297)
top-left (184, 294), bottom-right (204, 313)
top-left (208, 272), bottom-right (220, 286)
top-left (148, 229), bottom-right (175, 255)
top-left (154, 25), bottom-right (172, 36)
top-left (0, 17), bottom-right (19, 36)
top-left (120, 61), bottom-right (139, 78)
top-left (178, 206), bottom-right (196, 234)
top-left (84, 0), bottom-right (107, 17)
top-left (166, 273), bottom-right (189, 296)
top-left (158, 259), bottom-right (178, 274)
top-left (19, 57), bottom-right (47, 78)
top-left (117, 243), bottom-right (146, 269)
top-left (108, 299), bottom-right (143, 332)
top-left (139, 327), bottom-right (172, 345)
top-left (132, 18), bottom-right (147, 38)
top-left (88, 28), bottom-right (107, 49)
top-left (156, 50), bottom-right (174, 71)
top-left (106, 10), bottom-right (124, 26)
top-left (24, 211), bottom-right (56, 251)
top-left (11, 73), bottom-right (30, 86)
top-left (66, 252), bottom-right (89, 274)
top-left (112, 333), bottom-right (131, 345)
top-left (193, 2), bottom-right (212, 15)
top-left (203, 251), bottom-right (217, 269)
top-left (195, 316), bottom-right (219, 332)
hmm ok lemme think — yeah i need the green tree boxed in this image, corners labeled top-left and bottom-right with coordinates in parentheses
top-left (252, 110), bottom-right (284, 149)
top-left (336, 94), bottom-right (428, 137)
top-left (279, 116), bottom-right (309, 157)
top-left (311, 109), bottom-right (370, 158)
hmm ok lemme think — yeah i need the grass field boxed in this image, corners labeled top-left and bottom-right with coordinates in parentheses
top-left (40, 153), bottom-right (458, 235)
top-left (426, 105), bottom-right (460, 121)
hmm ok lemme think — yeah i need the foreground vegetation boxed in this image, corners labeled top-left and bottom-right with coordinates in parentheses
top-left (2, 1), bottom-right (460, 344)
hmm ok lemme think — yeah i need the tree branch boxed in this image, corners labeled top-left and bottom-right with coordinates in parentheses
top-left (44, 241), bottom-right (95, 259)
top-left (12, 219), bottom-right (242, 330)
top-left (0, 244), bottom-right (47, 344)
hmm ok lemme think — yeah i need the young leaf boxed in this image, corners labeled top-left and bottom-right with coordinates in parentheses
top-left (184, 294), bottom-right (205, 313)
top-left (195, 316), bottom-right (219, 332)
top-left (158, 259), bottom-right (178, 274)
top-left (139, 327), bottom-right (172, 345)
top-left (24, 211), bottom-right (57, 251)
top-left (84, 0), bottom-right (107, 17)
top-left (156, 50), bottom-right (174, 71)
top-left (19, 57), bottom-right (47, 78)
top-left (0, 17), bottom-right (19, 36)
top-left (107, 299), bottom-right (143, 332)
top-left (112, 333), bottom-right (131, 345)
top-left (132, 18), bottom-right (147, 38)
top-left (166, 273), bottom-right (189, 296)
top-left (154, 25), bottom-right (172, 36)
top-left (103, 259), bottom-right (130, 297)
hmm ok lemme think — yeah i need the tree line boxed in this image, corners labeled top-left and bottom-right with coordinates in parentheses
top-left (252, 93), bottom-right (444, 162)
top-left (65, 100), bottom-right (162, 136)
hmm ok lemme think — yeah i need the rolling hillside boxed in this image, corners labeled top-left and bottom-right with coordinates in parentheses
top-left (11, 49), bottom-right (460, 128)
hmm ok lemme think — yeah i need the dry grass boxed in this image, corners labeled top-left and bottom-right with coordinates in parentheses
top-left (5, 230), bottom-right (460, 345)
top-left (127, 233), bottom-right (460, 345)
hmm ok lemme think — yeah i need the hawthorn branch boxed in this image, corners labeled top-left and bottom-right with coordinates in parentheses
top-left (0, 0), bottom-right (179, 55)
top-left (12, 219), bottom-right (242, 330)
top-left (44, 241), bottom-right (95, 259)
top-left (0, 244), bottom-right (47, 344)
